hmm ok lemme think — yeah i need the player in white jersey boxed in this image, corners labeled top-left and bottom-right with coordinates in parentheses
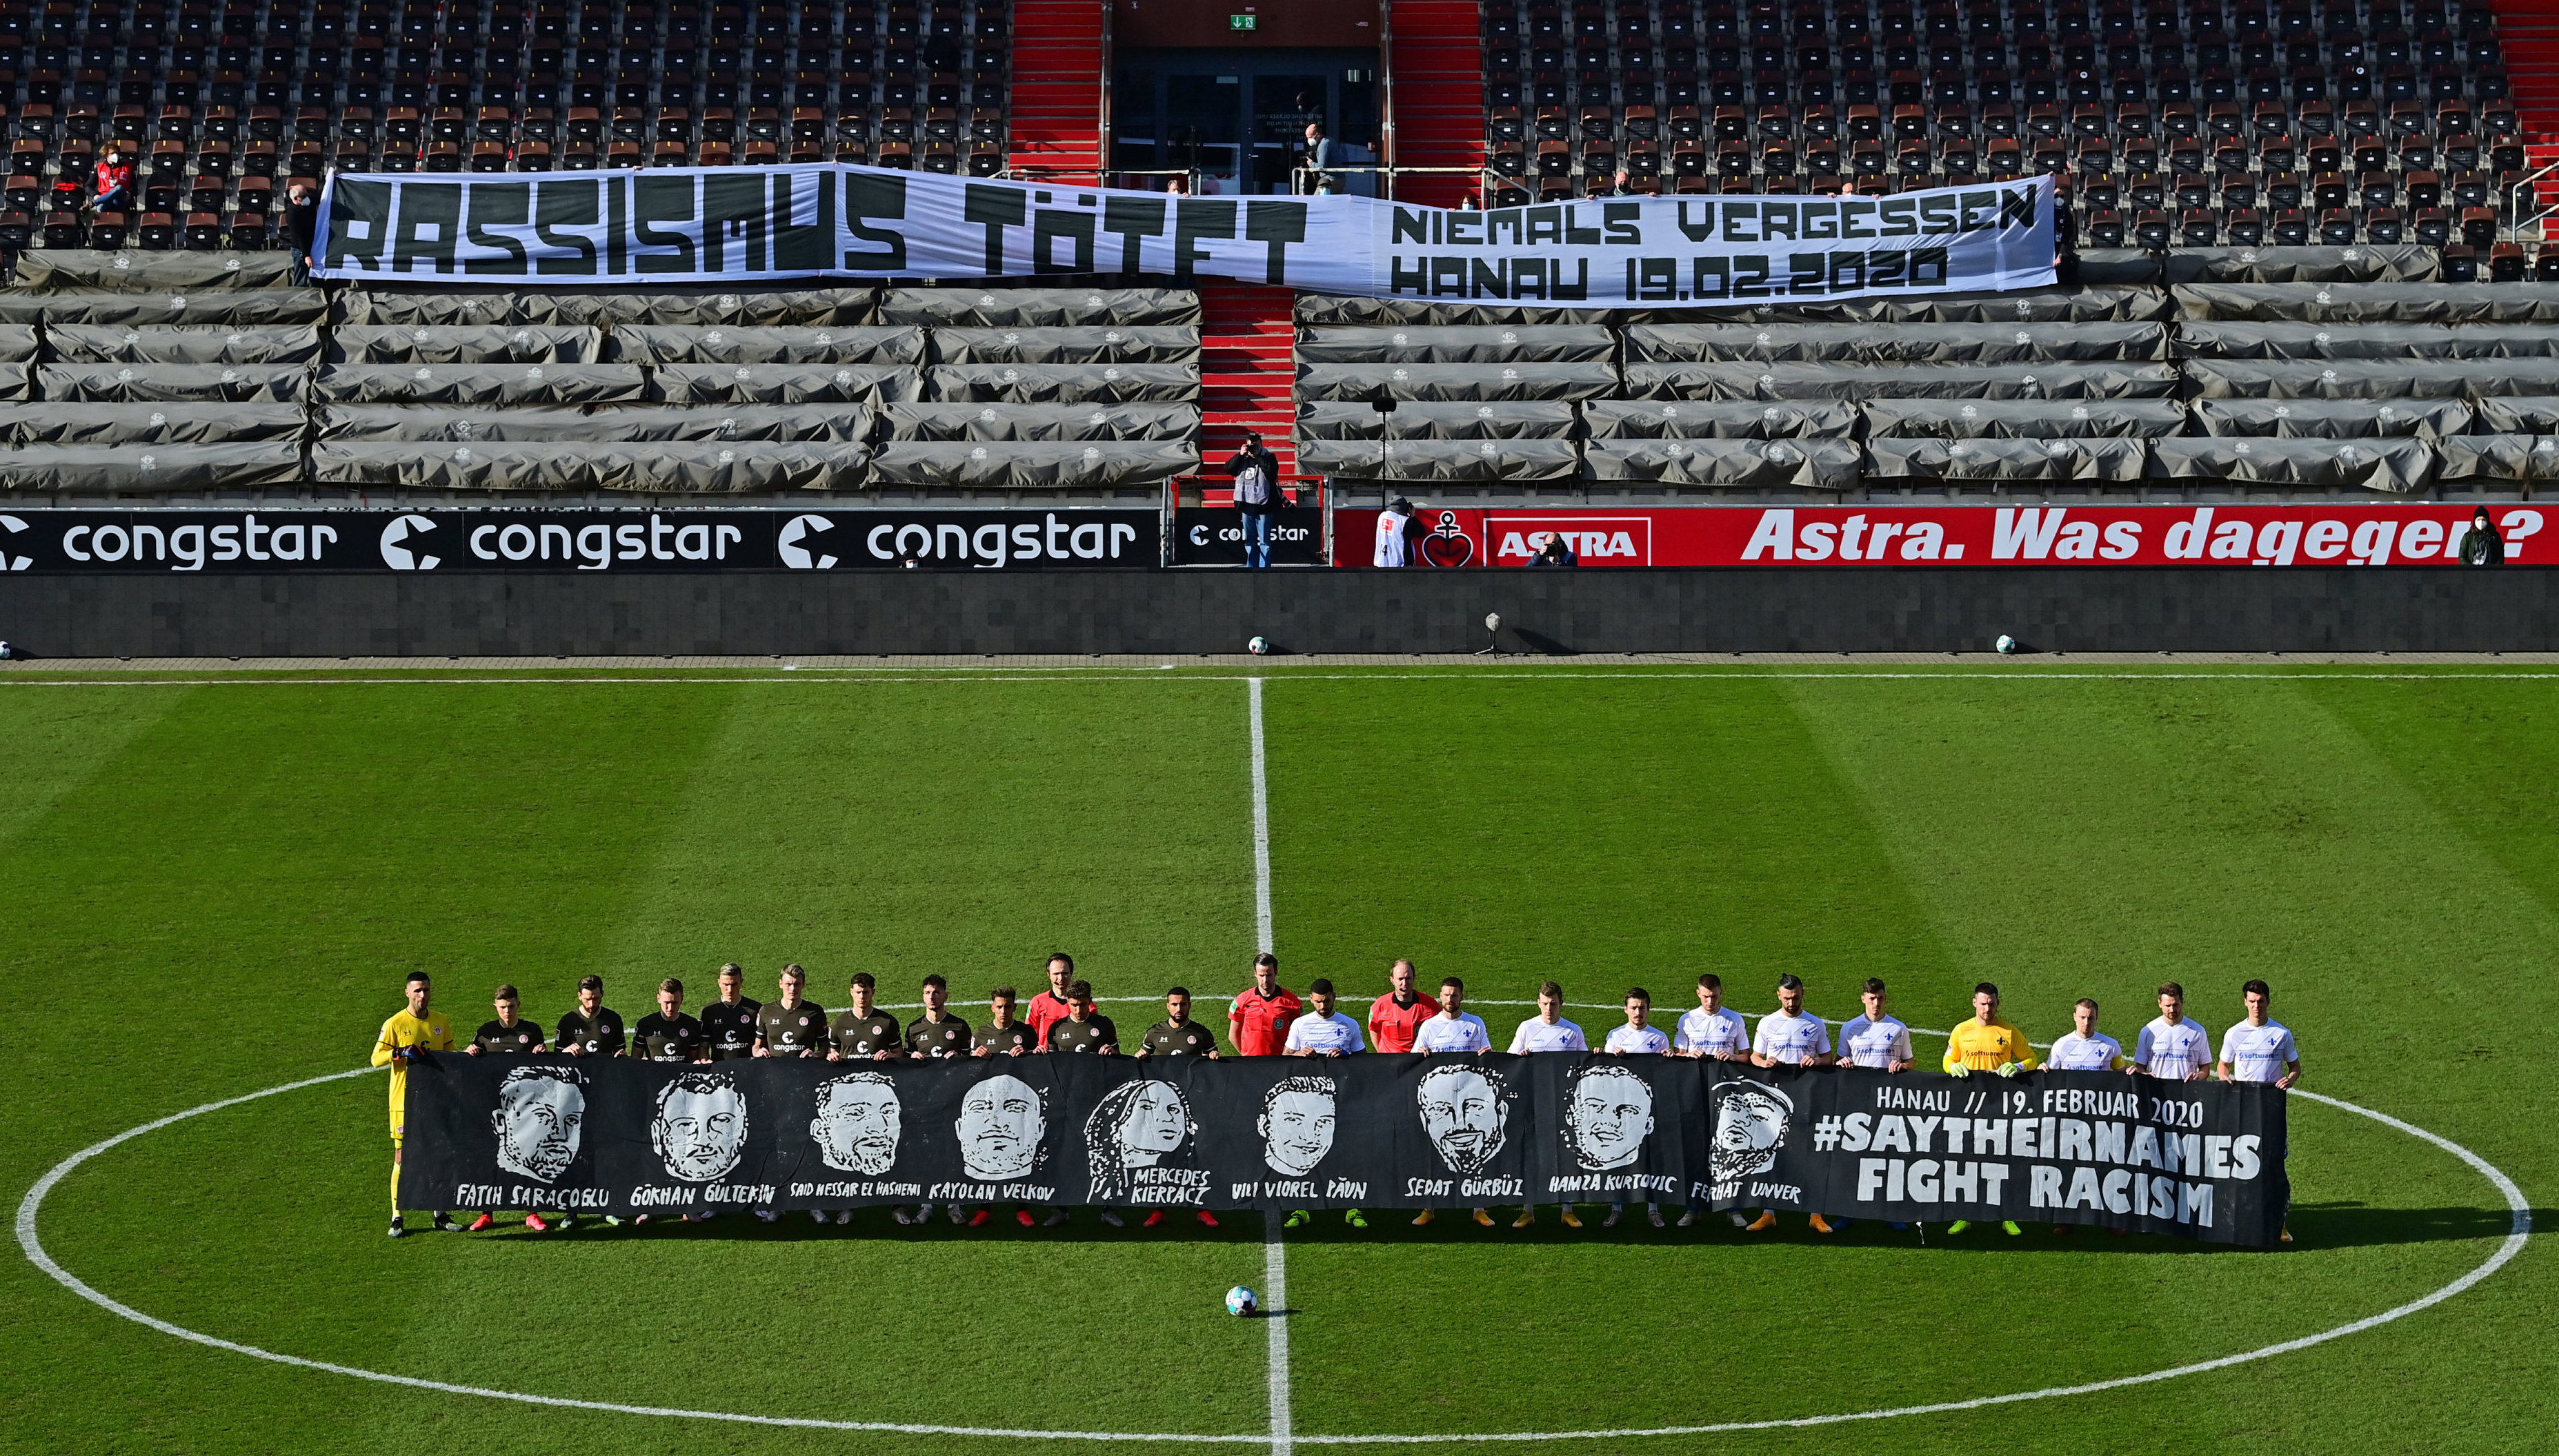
top-left (1746, 975), bottom-right (1837, 1235)
top-left (2134, 981), bottom-right (2215, 1081)
top-left (1750, 974), bottom-right (1833, 1068)
top-left (2044, 997), bottom-right (2129, 1237)
top-left (1673, 973), bottom-right (1751, 1061)
top-left (2217, 979), bottom-right (2300, 1243)
top-left (2218, 979), bottom-right (2299, 1087)
top-left (2046, 997), bottom-right (2127, 1072)
top-left (1282, 978), bottom-right (1368, 1056)
top-left (1834, 978), bottom-right (1915, 1072)
top-left (1409, 975), bottom-right (1495, 1228)
top-left (1509, 981), bottom-right (1587, 1229)
top-left (1671, 972), bottom-right (1751, 1226)
top-left (1600, 987), bottom-right (1670, 1228)
top-left (1413, 976), bottom-right (1493, 1055)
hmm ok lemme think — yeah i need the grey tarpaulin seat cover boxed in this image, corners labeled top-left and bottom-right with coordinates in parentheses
top-left (318, 403), bottom-right (875, 443)
top-left (0, 325), bottom-right (35, 360)
top-left (1294, 400), bottom-right (1580, 440)
top-left (926, 362), bottom-right (1199, 403)
top-left (308, 440), bottom-right (873, 492)
top-left (10, 250), bottom-right (297, 291)
top-left (1859, 399), bottom-right (2183, 438)
top-left (931, 326), bottom-right (1203, 366)
top-left (1291, 326), bottom-right (1616, 364)
top-left (2436, 435), bottom-right (2559, 481)
top-left (315, 363), bottom-right (647, 405)
top-left (2184, 359), bottom-right (2559, 399)
top-left (2173, 321), bottom-right (2559, 360)
top-left (0, 364), bottom-right (25, 400)
top-left (1295, 437), bottom-right (1582, 481)
top-left (1292, 294), bottom-right (1618, 327)
top-left (2160, 244), bottom-right (2441, 284)
top-left (608, 325), bottom-right (928, 364)
top-left (47, 323), bottom-right (324, 363)
top-left (41, 362), bottom-right (306, 402)
top-left (0, 289), bottom-right (330, 326)
top-left (2475, 397), bottom-right (2559, 433)
top-left (866, 440), bottom-right (1199, 488)
top-left (1622, 321), bottom-right (2167, 364)
top-left (2149, 435), bottom-right (2434, 491)
top-left (1619, 361), bottom-right (2178, 401)
top-left (328, 324), bottom-right (605, 363)
top-left (880, 402), bottom-right (1199, 442)
top-left (1295, 361), bottom-right (1618, 403)
top-left (2070, 249), bottom-right (2165, 286)
top-left (2189, 398), bottom-right (2471, 438)
top-left (1631, 285), bottom-right (2169, 325)
top-left (1583, 437), bottom-right (1861, 489)
top-left (877, 288), bottom-right (1200, 328)
top-left (649, 363), bottom-right (924, 405)
top-left (2, 402), bottom-right (308, 444)
top-left (2173, 283), bottom-right (2559, 325)
top-left (1864, 436), bottom-right (2149, 481)
top-left (333, 288), bottom-right (881, 327)
top-left (0, 441), bottom-right (302, 492)
top-left (1581, 399), bottom-right (1858, 439)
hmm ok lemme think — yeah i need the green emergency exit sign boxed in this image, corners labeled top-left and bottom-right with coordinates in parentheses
top-left (1228, 12), bottom-right (1257, 28)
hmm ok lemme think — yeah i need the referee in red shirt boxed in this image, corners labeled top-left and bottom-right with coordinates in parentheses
top-left (1024, 953), bottom-right (1078, 1049)
top-left (1228, 953), bottom-right (1302, 1055)
top-left (1367, 959), bottom-right (1440, 1053)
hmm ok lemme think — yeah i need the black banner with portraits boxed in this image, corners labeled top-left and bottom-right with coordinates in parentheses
top-left (398, 1054), bottom-right (2285, 1245)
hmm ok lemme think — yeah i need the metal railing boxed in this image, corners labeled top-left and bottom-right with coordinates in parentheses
top-left (1288, 163), bottom-right (1495, 201)
top-left (2502, 157), bottom-right (2559, 246)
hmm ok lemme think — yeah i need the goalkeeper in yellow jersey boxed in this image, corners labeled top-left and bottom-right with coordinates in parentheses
top-left (1940, 981), bottom-right (2039, 1237)
top-left (372, 970), bottom-right (458, 1238)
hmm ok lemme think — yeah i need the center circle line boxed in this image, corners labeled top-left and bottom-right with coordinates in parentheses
top-left (14, 1073), bottom-right (2529, 1446)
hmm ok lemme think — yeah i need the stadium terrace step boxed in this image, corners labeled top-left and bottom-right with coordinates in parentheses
top-left (1006, 0), bottom-right (1107, 183)
top-left (1387, 0), bottom-right (1488, 208)
top-left (1187, 279), bottom-right (1300, 503)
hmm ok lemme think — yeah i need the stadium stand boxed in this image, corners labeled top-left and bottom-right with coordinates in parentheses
top-left (1295, 244), bottom-right (2559, 499)
top-left (0, 0), bottom-right (1019, 260)
top-left (0, 259), bottom-right (1203, 497)
top-left (1460, 0), bottom-right (2529, 255)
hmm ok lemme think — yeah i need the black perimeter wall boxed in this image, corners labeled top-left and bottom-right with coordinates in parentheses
top-left (0, 569), bottom-right (2551, 657)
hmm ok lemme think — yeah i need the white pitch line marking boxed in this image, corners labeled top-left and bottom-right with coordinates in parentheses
top-left (1248, 675), bottom-right (1293, 1456)
top-left (14, 1073), bottom-right (2528, 1444)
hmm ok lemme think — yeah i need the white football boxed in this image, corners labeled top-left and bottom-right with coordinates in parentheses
top-left (1247, 637), bottom-right (1270, 656)
top-left (1995, 635), bottom-right (2019, 655)
top-left (1226, 1285), bottom-right (1259, 1317)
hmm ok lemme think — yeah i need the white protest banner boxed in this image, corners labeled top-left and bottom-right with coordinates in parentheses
top-left (315, 166), bottom-right (2056, 306)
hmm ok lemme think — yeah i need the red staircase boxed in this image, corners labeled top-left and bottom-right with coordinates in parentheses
top-left (1193, 280), bottom-right (1301, 501)
top-left (1385, 0), bottom-right (1486, 207)
top-left (2493, 0), bottom-right (2559, 142)
top-left (1006, 0), bottom-right (1106, 182)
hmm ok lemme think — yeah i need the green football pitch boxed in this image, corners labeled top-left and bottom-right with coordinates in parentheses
top-left (1, 662), bottom-right (2551, 1455)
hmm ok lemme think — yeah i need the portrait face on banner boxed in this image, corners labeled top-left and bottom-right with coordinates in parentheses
top-left (958, 1073), bottom-right (1046, 1181)
top-left (1084, 1077), bottom-right (1199, 1200)
top-left (1415, 1064), bottom-right (1511, 1175)
top-left (1259, 1075), bottom-right (1337, 1177)
top-left (810, 1071), bottom-right (903, 1176)
top-left (1566, 1064), bottom-right (1656, 1172)
top-left (651, 1069), bottom-right (749, 1182)
top-left (1710, 1078), bottom-right (1794, 1184)
top-left (490, 1066), bottom-right (585, 1184)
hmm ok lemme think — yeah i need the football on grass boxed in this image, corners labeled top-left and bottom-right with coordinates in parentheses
top-left (1226, 1286), bottom-right (1259, 1317)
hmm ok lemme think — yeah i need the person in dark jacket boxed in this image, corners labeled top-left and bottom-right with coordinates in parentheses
top-left (284, 180), bottom-right (321, 286)
top-left (2462, 508), bottom-right (2505, 566)
top-left (1226, 432), bottom-right (1282, 568)
top-left (1529, 531), bottom-right (1578, 568)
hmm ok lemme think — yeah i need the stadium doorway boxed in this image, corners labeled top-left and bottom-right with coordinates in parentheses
top-left (1111, 51), bottom-right (1380, 195)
